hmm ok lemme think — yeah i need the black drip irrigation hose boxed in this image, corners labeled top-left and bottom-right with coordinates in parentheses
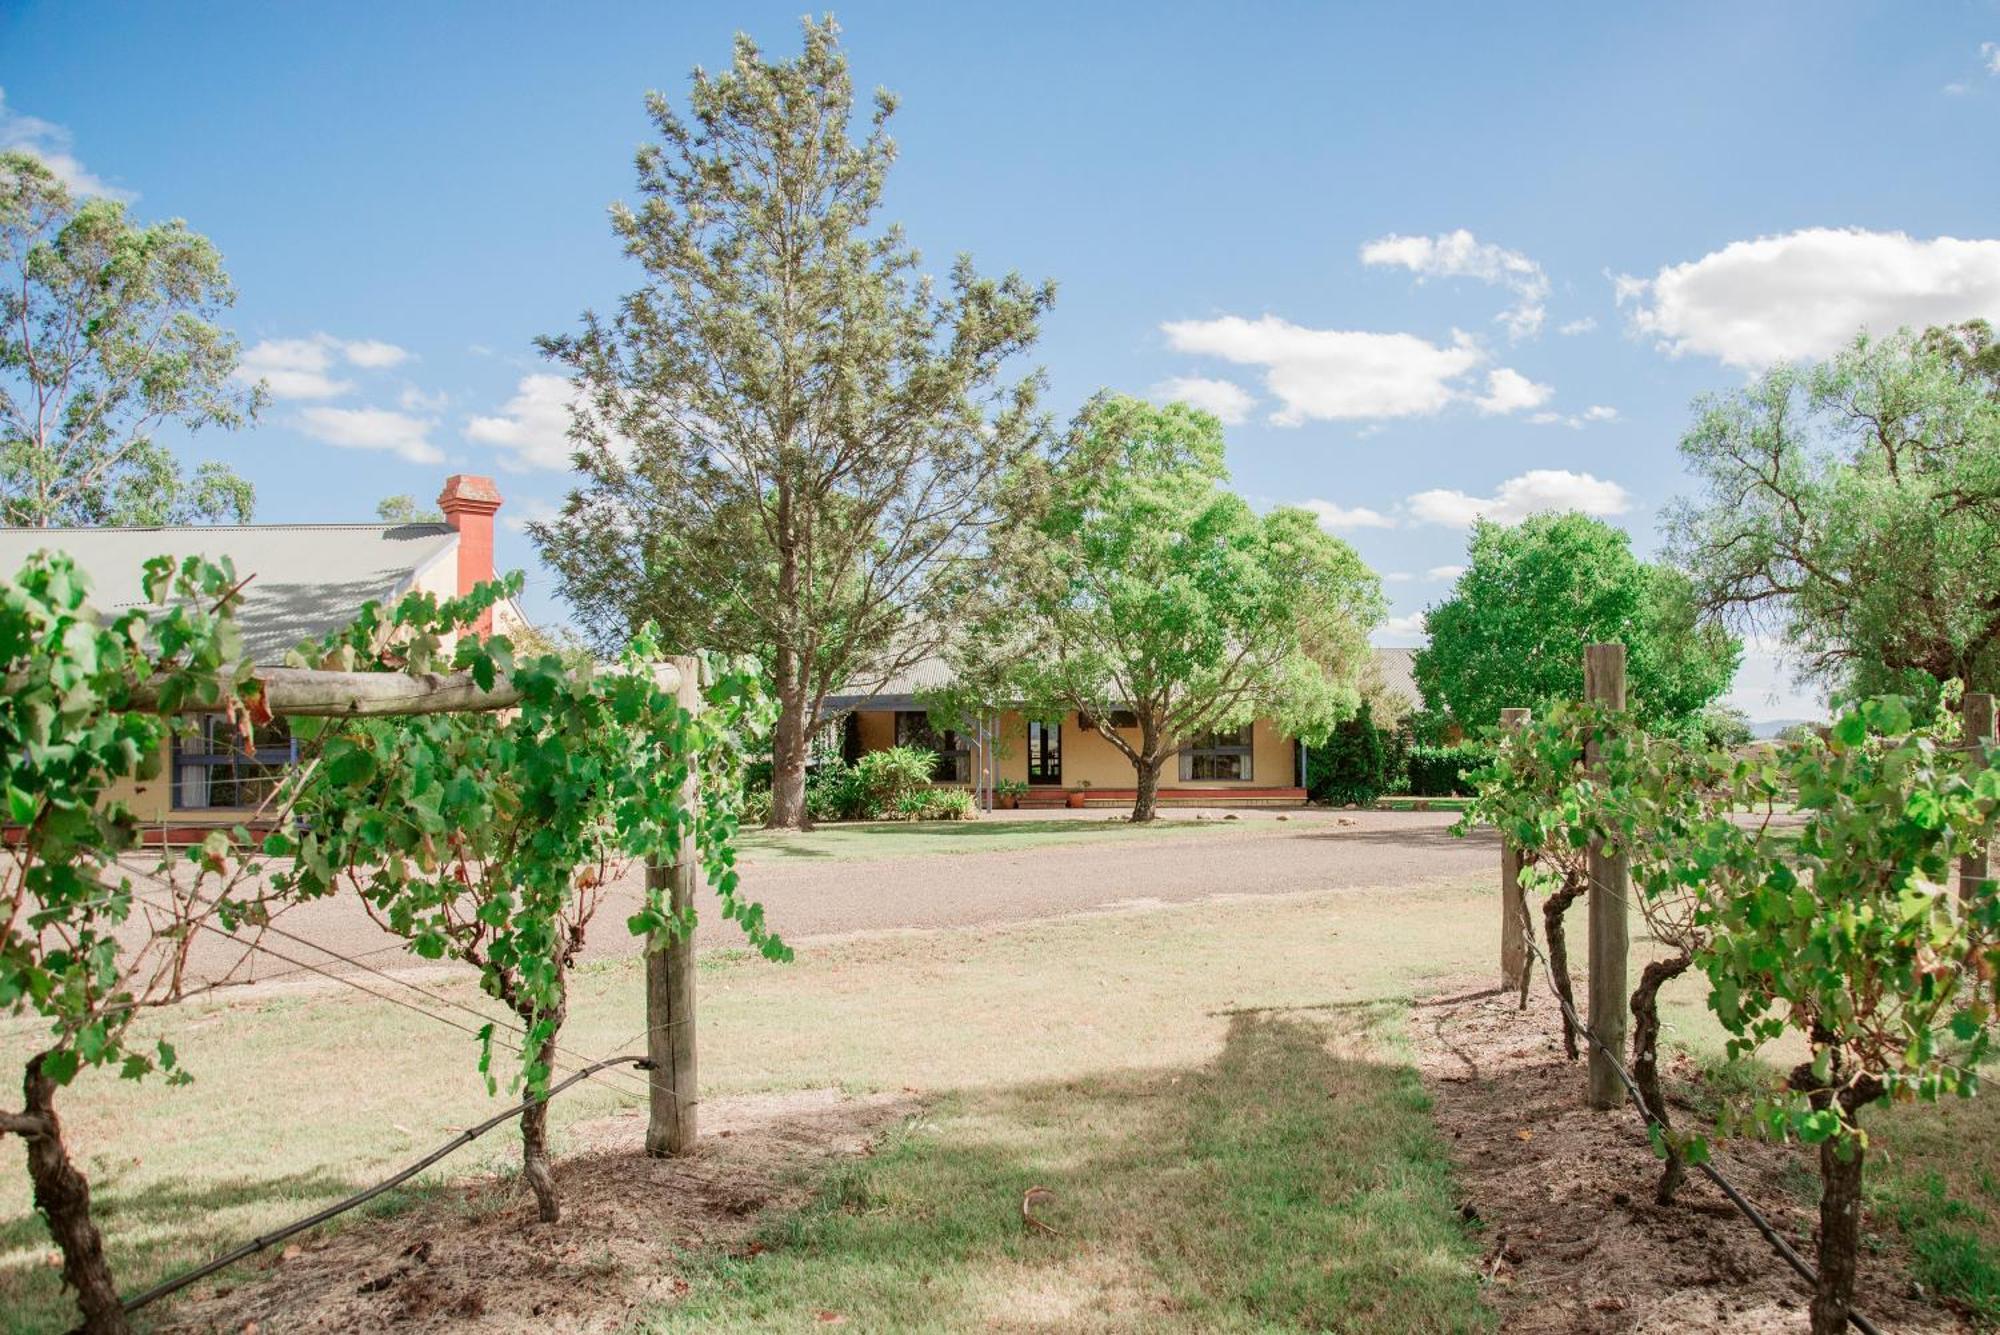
top-left (118, 1054), bottom-right (654, 1316)
top-left (1514, 931), bottom-right (1882, 1335)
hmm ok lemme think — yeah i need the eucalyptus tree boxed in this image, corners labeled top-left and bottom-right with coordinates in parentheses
top-left (533, 18), bottom-right (1053, 828)
top-left (0, 152), bottom-right (259, 527)
top-left (948, 394), bottom-right (1383, 822)
top-left (1668, 326), bottom-right (2000, 708)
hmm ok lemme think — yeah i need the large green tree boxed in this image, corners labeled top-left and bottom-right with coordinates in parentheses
top-left (1415, 512), bottom-right (1739, 734)
top-left (1668, 326), bottom-right (2000, 705)
top-left (533, 18), bottom-right (1052, 829)
top-left (0, 152), bottom-right (259, 527)
top-left (949, 395), bottom-right (1383, 822)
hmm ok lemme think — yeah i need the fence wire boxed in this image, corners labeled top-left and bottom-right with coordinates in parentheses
top-left (1511, 923), bottom-right (1882, 1335)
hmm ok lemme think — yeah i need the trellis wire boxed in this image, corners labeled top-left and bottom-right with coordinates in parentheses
top-left (1512, 922), bottom-right (1883, 1335)
top-left (116, 1053), bottom-right (653, 1315)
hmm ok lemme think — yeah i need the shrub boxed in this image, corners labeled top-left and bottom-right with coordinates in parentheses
top-left (851, 746), bottom-right (937, 814)
top-left (741, 787), bottom-right (773, 826)
top-left (1310, 701), bottom-right (1390, 805)
top-left (806, 759), bottom-right (864, 822)
top-left (889, 787), bottom-right (977, 821)
top-left (1406, 743), bottom-right (1483, 796)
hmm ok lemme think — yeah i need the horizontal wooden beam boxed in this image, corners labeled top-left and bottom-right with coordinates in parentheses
top-left (126, 662), bottom-right (683, 719)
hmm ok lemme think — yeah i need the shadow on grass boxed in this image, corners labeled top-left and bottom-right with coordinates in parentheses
top-left (642, 1013), bottom-right (1493, 1333)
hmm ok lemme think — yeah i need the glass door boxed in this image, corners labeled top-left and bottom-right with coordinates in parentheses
top-left (1027, 719), bottom-right (1062, 785)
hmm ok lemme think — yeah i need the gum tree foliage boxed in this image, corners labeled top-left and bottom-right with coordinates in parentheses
top-left (1415, 512), bottom-right (1740, 737)
top-left (0, 552), bottom-right (302, 1335)
top-left (945, 395), bottom-right (1384, 822)
top-left (1467, 693), bottom-right (2000, 1334)
top-left (532, 17), bottom-right (1054, 830)
top-left (0, 152), bottom-right (260, 528)
top-left (374, 494), bottom-right (441, 524)
top-left (276, 577), bottom-right (785, 1224)
top-left (1668, 326), bottom-right (2000, 709)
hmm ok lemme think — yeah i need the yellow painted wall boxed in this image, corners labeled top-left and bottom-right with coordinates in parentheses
top-left (957, 710), bottom-right (1297, 789)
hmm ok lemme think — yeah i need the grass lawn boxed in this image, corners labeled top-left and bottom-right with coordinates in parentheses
top-left (1, 875), bottom-right (1495, 1333)
top-left (733, 814), bottom-right (1281, 863)
top-left (649, 1012), bottom-right (1489, 1332)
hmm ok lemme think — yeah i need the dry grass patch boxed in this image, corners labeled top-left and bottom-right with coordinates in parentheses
top-left (646, 1013), bottom-right (1492, 1333)
top-left (2, 876), bottom-right (1494, 1331)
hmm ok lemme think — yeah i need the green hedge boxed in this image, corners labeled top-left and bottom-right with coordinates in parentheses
top-left (1405, 743), bottom-right (1484, 797)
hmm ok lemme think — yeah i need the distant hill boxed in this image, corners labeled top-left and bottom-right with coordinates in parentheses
top-left (1750, 717), bottom-right (1818, 739)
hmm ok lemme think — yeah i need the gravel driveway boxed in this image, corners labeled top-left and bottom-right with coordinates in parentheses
top-left (138, 808), bottom-right (1496, 990)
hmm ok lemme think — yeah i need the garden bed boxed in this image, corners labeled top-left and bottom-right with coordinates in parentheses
top-left (1411, 978), bottom-right (1961, 1332)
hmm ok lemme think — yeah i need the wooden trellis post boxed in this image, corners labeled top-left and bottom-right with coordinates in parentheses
top-left (645, 655), bottom-right (702, 1157)
top-left (1584, 644), bottom-right (1629, 1110)
top-left (1499, 707), bottom-right (1531, 996)
top-left (1964, 692), bottom-right (1996, 903)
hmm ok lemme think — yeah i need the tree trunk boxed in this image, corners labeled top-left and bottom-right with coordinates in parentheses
top-left (1132, 755), bottom-right (1163, 823)
top-left (518, 999), bottom-right (567, 1224)
top-left (21, 1053), bottom-right (129, 1334)
top-left (1811, 1132), bottom-right (1865, 1335)
top-left (1630, 950), bottom-right (1692, 1203)
top-left (766, 651), bottom-right (812, 831)
top-left (1543, 868), bottom-right (1586, 1062)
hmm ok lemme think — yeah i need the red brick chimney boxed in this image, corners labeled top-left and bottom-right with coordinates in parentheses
top-left (437, 474), bottom-right (503, 633)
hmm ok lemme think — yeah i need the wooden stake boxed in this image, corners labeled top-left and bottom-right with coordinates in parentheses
top-left (1584, 644), bottom-right (1629, 1111)
top-left (645, 655), bottom-right (701, 1157)
top-left (1500, 707), bottom-right (1531, 995)
top-left (1963, 692), bottom-right (1996, 904)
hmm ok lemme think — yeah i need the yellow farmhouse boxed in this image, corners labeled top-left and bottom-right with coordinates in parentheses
top-left (0, 475), bottom-right (524, 842)
top-left (822, 649), bottom-right (1420, 810)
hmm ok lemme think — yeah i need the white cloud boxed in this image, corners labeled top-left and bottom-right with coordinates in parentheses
top-left (237, 339), bottom-right (351, 400)
top-left (1944, 82), bottom-right (1971, 96)
top-left (1383, 571), bottom-right (1414, 583)
top-left (399, 384), bottom-right (449, 413)
top-left (1361, 229), bottom-right (1550, 340)
top-left (1408, 468), bottom-right (1631, 527)
top-left (342, 339), bottom-right (411, 369)
top-left (1147, 375), bottom-right (1255, 425)
top-left (1162, 315), bottom-right (1486, 423)
top-left (1618, 228), bottom-right (2000, 370)
top-left (1373, 612), bottom-right (1429, 646)
top-left (236, 334), bottom-right (414, 400)
top-left (1558, 317), bottom-right (1597, 335)
top-left (1528, 403), bottom-right (1620, 429)
top-left (295, 406), bottom-right (442, 464)
top-left (1426, 564), bottom-right (1466, 581)
top-left (1985, 41), bottom-right (2000, 74)
top-left (0, 87), bottom-right (131, 201)
top-left (1298, 498), bottom-right (1397, 530)
top-left (1473, 367), bottom-right (1553, 415)
top-left (465, 373), bottom-right (577, 471)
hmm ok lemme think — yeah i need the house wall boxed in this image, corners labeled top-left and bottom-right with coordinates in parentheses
top-left (877, 708), bottom-right (1298, 791)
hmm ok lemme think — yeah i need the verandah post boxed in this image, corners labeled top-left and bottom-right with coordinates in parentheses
top-left (1584, 643), bottom-right (1629, 1110)
top-left (1499, 707), bottom-right (1531, 996)
top-left (1963, 692), bottom-right (1996, 903)
top-left (645, 655), bottom-right (702, 1156)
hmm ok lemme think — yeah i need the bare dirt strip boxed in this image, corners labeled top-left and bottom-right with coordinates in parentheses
top-left (1412, 978), bottom-right (1961, 1333)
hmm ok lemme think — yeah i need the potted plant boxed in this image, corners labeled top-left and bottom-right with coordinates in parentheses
top-left (994, 778), bottom-right (1028, 810)
top-left (1066, 779), bottom-right (1093, 809)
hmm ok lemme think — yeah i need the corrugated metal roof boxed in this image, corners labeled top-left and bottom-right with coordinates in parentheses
top-left (1370, 647), bottom-right (1422, 712)
top-left (0, 523), bottom-right (459, 663)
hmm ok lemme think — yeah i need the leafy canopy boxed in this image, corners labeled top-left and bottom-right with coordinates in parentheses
top-left (951, 395), bottom-right (1383, 758)
top-left (1416, 511), bottom-right (1740, 737)
top-left (0, 152), bottom-right (259, 527)
top-left (1669, 325), bottom-right (2000, 706)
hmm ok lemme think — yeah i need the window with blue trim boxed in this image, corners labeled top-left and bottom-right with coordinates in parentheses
top-left (172, 715), bottom-right (298, 811)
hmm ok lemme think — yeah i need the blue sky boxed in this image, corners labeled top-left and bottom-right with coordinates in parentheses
top-left (8, 3), bottom-right (2000, 721)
